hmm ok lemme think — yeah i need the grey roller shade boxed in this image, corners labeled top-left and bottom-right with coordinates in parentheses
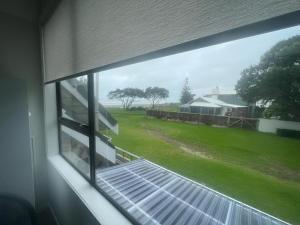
top-left (42, 0), bottom-right (300, 82)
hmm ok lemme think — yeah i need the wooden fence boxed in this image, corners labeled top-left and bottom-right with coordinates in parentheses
top-left (146, 110), bottom-right (258, 130)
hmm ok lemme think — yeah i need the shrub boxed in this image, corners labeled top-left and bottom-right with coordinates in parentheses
top-left (276, 129), bottom-right (300, 139)
top-left (129, 106), bottom-right (146, 111)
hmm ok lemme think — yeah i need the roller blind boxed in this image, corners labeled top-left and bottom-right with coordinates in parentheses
top-left (42, 0), bottom-right (300, 82)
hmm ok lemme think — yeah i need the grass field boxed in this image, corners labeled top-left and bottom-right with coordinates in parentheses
top-left (106, 109), bottom-right (300, 224)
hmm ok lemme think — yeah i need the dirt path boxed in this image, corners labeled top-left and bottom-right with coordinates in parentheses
top-left (145, 128), bottom-right (214, 160)
top-left (143, 126), bottom-right (300, 182)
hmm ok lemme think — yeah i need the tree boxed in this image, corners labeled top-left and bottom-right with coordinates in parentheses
top-left (108, 88), bottom-right (144, 110)
top-left (144, 87), bottom-right (169, 109)
top-left (180, 78), bottom-right (194, 104)
top-left (236, 35), bottom-right (300, 120)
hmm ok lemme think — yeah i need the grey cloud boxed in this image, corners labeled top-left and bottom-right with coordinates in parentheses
top-left (98, 25), bottom-right (300, 104)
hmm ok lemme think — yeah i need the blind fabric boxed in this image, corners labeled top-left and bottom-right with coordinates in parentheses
top-left (42, 0), bottom-right (300, 82)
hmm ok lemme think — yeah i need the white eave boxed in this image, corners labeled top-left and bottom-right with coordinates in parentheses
top-left (182, 96), bottom-right (247, 108)
top-left (190, 102), bottom-right (221, 108)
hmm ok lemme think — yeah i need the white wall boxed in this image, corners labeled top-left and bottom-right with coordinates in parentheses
top-left (0, 11), bottom-right (46, 209)
top-left (258, 118), bottom-right (300, 133)
top-left (0, 77), bottom-right (35, 206)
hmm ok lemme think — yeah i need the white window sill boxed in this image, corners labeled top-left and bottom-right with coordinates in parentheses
top-left (48, 155), bottom-right (133, 225)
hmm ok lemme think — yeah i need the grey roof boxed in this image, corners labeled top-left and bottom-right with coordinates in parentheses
top-left (96, 159), bottom-right (289, 225)
top-left (204, 94), bottom-right (247, 106)
top-left (182, 96), bottom-right (246, 108)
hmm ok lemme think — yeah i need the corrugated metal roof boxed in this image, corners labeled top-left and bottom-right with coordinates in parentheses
top-left (201, 96), bottom-right (246, 108)
top-left (96, 159), bottom-right (289, 225)
top-left (184, 96), bottom-right (247, 109)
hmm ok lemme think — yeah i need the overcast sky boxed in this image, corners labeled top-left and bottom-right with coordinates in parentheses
top-left (97, 25), bottom-right (300, 105)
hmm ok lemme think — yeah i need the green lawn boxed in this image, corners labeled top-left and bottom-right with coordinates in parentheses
top-left (107, 109), bottom-right (300, 224)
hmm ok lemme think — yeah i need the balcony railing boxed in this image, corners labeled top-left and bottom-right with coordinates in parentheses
top-left (98, 103), bottom-right (118, 126)
top-left (116, 146), bottom-right (140, 163)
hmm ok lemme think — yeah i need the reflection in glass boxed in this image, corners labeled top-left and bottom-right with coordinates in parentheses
top-left (60, 75), bottom-right (89, 125)
top-left (61, 125), bottom-right (90, 177)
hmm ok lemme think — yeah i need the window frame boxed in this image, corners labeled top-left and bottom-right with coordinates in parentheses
top-left (55, 74), bottom-right (140, 225)
top-left (51, 14), bottom-right (300, 224)
top-left (55, 74), bottom-right (95, 183)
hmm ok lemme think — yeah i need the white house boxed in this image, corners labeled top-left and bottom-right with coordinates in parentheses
top-left (180, 94), bottom-right (248, 117)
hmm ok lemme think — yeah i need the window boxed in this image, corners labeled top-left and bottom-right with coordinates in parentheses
top-left (55, 25), bottom-right (300, 225)
top-left (60, 76), bottom-right (89, 124)
top-left (56, 73), bottom-right (139, 222)
top-left (60, 126), bottom-right (90, 176)
top-left (56, 75), bottom-right (93, 180)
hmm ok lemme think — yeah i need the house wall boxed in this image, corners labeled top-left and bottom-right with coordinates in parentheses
top-left (190, 107), bottom-right (221, 116)
top-left (258, 119), bottom-right (300, 133)
top-left (220, 107), bottom-right (227, 116)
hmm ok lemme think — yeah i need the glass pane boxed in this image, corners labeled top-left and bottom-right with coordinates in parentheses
top-left (60, 125), bottom-right (90, 177)
top-left (93, 74), bottom-right (120, 169)
top-left (91, 25), bottom-right (300, 225)
top-left (60, 75), bottom-right (89, 125)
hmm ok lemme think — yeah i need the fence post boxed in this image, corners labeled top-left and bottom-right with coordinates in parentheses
top-left (151, 110), bottom-right (257, 130)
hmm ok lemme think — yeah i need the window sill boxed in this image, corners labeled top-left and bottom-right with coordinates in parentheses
top-left (48, 155), bottom-right (132, 225)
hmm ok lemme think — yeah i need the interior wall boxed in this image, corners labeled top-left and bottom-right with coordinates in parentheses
top-left (0, 11), bottom-right (46, 209)
top-left (0, 0), bottom-right (38, 22)
top-left (0, 76), bottom-right (35, 206)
